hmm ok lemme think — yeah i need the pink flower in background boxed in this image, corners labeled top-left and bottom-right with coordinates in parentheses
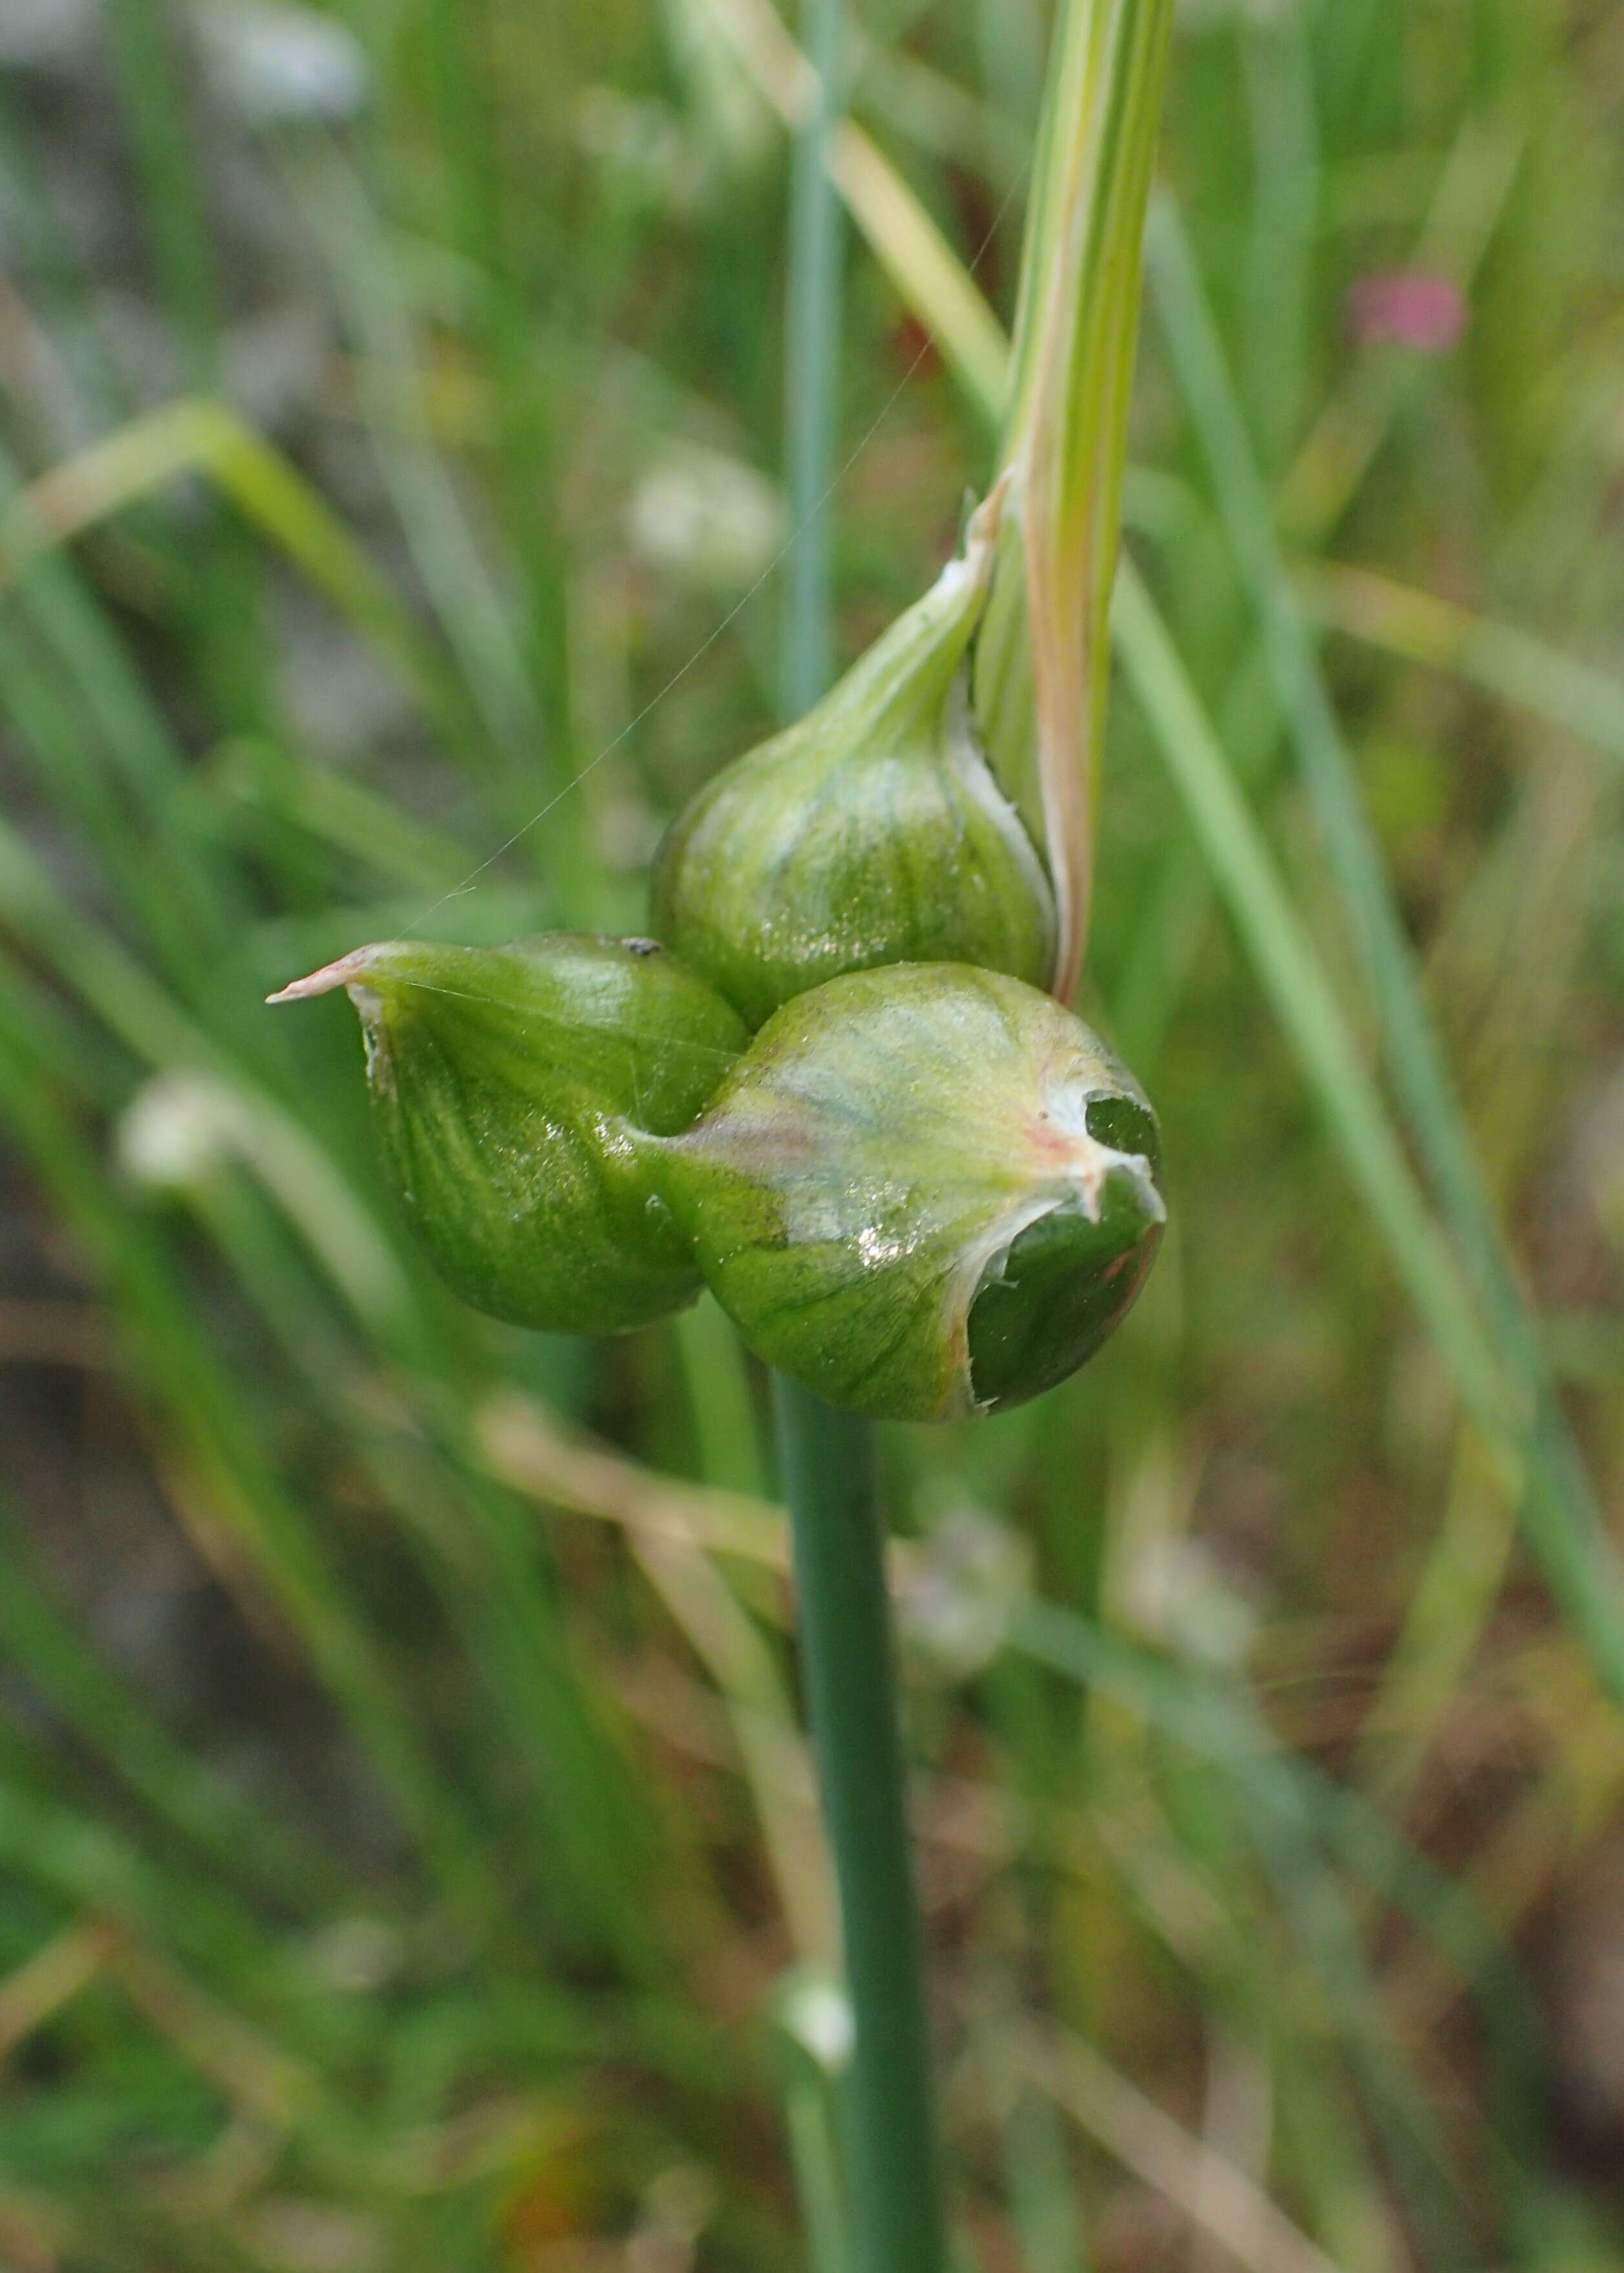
top-left (1347, 272), bottom-right (1468, 355)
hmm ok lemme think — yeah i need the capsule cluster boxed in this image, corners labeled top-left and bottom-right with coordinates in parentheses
top-left (273, 491), bottom-right (1165, 1422)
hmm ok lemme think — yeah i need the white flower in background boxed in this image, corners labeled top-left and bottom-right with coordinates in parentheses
top-left (776, 1971), bottom-right (856, 2074)
top-left (0, 0), bottom-right (98, 72)
top-left (627, 442), bottom-right (785, 594)
top-left (899, 1507), bottom-right (1034, 1681)
top-left (1123, 1535), bottom-right (1259, 1668)
top-left (117, 1067), bottom-right (412, 1329)
top-left (192, 1), bottom-right (370, 126)
top-left (658, 0), bottom-right (775, 176)
top-left (116, 1071), bottom-right (235, 1191)
top-left (304, 1916), bottom-right (404, 1996)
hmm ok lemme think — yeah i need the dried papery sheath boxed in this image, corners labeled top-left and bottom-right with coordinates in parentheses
top-left (657, 962), bottom-right (1164, 1422)
top-left (650, 482), bottom-right (1056, 1029)
top-left (269, 935), bottom-right (747, 1334)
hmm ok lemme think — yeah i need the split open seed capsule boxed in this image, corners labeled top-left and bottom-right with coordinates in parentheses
top-left (269, 934), bottom-right (747, 1334)
top-left (650, 483), bottom-right (1057, 1029)
top-left (656, 961), bottom-right (1164, 1422)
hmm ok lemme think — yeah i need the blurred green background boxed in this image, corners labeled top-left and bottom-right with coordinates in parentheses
top-left (1, 0), bottom-right (1621, 2265)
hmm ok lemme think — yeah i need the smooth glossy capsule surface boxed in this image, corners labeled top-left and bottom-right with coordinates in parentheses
top-left (270, 934), bottom-right (748, 1334)
top-left (657, 961), bottom-right (1164, 1421)
top-left (650, 486), bottom-right (1056, 1029)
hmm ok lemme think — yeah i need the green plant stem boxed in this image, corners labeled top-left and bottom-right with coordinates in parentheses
top-left (774, 1379), bottom-right (947, 2273)
top-left (780, 0), bottom-right (846, 720)
top-left (774, 4), bottom-right (944, 2260)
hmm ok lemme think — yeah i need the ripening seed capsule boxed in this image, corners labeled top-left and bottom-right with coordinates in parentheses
top-left (269, 934), bottom-right (748, 1334)
top-left (650, 483), bottom-right (1057, 1029)
top-left (655, 961), bottom-right (1164, 1422)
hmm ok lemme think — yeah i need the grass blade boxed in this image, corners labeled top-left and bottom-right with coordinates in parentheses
top-left (1142, 195), bottom-right (1624, 1707)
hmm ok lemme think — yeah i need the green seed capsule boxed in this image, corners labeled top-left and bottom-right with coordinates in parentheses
top-left (657, 962), bottom-right (1164, 1422)
top-left (269, 934), bottom-right (748, 1335)
top-left (650, 485), bottom-right (1057, 1029)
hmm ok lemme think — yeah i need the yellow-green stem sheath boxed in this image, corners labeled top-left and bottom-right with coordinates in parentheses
top-left (774, 1380), bottom-right (947, 2273)
top-left (976, 0), bottom-right (1176, 999)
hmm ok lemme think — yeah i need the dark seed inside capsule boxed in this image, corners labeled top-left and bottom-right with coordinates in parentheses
top-left (966, 1148), bottom-right (1163, 1414)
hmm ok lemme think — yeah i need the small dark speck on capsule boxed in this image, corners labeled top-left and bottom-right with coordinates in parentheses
top-left (625, 938), bottom-right (662, 957)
